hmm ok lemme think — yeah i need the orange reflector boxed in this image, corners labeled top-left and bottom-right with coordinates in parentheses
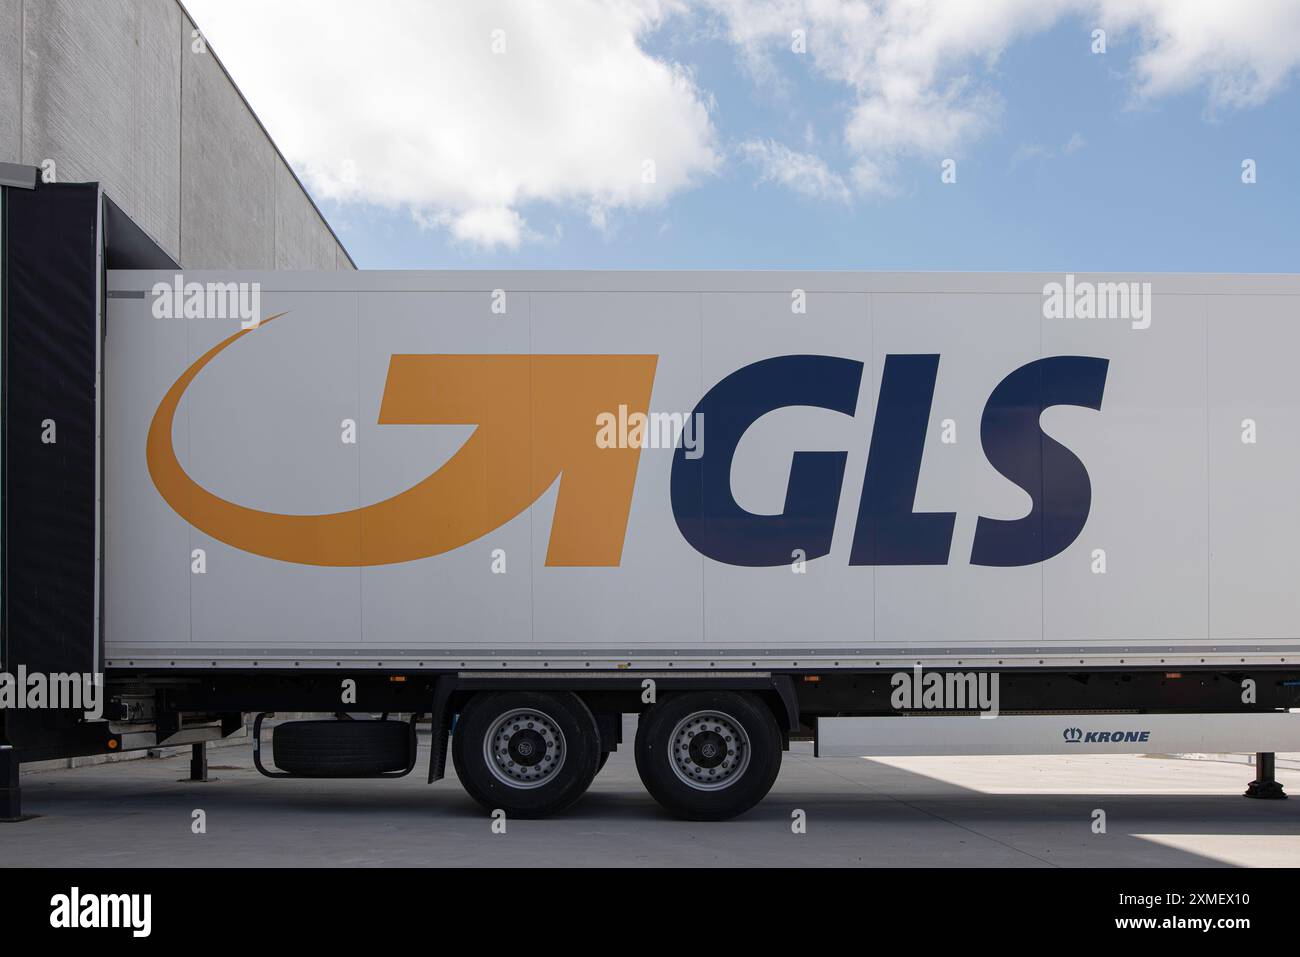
top-left (803, 675), bottom-right (821, 682)
top-left (389, 675), bottom-right (407, 682)
top-left (107, 739), bottom-right (118, 750)
top-left (1164, 672), bottom-right (1183, 679)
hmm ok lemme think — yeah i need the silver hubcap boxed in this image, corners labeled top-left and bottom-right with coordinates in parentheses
top-left (669, 710), bottom-right (750, 791)
top-left (484, 709), bottom-right (566, 789)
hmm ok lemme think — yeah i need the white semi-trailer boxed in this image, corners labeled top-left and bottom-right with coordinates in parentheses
top-left (3, 182), bottom-right (1299, 820)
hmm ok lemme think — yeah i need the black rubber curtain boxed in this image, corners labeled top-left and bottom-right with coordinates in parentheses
top-left (1, 182), bottom-right (100, 745)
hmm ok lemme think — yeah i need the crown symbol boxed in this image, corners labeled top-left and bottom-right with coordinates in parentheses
top-left (1063, 727), bottom-right (1083, 742)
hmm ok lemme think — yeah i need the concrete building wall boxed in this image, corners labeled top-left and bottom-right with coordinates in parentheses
top-left (177, 7), bottom-right (276, 270)
top-left (0, 2), bottom-right (21, 164)
top-left (0, 0), bottom-right (353, 270)
top-left (276, 156), bottom-right (341, 271)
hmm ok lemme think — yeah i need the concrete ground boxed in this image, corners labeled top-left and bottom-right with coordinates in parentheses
top-left (4, 719), bottom-right (1299, 866)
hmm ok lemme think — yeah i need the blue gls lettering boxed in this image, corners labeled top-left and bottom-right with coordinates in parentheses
top-left (670, 355), bottom-right (862, 567)
top-left (671, 353), bottom-right (1108, 568)
top-left (970, 355), bottom-right (1109, 566)
top-left (850, 355), bottom-right (954, 565)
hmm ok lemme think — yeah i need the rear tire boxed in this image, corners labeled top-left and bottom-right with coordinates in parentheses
top-left (634, 691), bottom-right (782, 821)
top-left (452, 691), bottom-right (601, 819)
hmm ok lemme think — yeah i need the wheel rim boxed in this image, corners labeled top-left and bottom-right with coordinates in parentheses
top-left (668, 710), bottom-right (751, 791)
top-left (483, 709), bottom-right (566, 789)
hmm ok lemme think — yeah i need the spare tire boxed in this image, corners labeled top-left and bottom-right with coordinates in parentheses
top-left (273, 719), bottom-right (411, 777)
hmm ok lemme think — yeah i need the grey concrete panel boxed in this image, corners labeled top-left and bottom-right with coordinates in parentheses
top-left (0, 0), bottom-right (20, 163)
top-left (22, 0), bottom-right (136, 188)
top-left (180, 13), bottom-right (275, 268)
top-left (127, 0), bottom-right (183, 259)
top-left (16, 1), bottom-right (182, 256)
top-left (275, 156), bottom-right (338, 270)
top-left (5, 2), bottom-right (345, 267)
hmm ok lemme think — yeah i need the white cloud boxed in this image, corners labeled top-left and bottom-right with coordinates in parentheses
top-left (186, 0), bottom-right (720, 248)
top-left (187, 0), bottom-right (1300, 232)
top-left (702, 0), bottom-right (1300, 193)
top-left (1097, 0), bottom-right (1300, 110)
top-left (448, 207), bottom-right (531, 249)
top-left (702, 0), bottom-right (1063, 193)
top-left (739, 139), bottom-right (851, 203)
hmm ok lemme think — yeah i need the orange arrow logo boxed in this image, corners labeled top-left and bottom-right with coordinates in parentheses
top-left (146, 318), bottom-right (658, 566)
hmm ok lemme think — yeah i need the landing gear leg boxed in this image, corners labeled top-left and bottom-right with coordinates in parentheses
top-left (1244, 752), bottom-right (1286, 800)
top-left (1, 746), bottom-right (23, 820)
top-left (189, 742), bottom-right (209, 782)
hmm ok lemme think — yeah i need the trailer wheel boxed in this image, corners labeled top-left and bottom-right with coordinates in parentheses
top-left (634, 691), bottom-right (782, 821)
top-left (452, 691), bottom-right (601, 818)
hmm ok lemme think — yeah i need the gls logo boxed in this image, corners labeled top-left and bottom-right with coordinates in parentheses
top-left (148, 320), bottom-right (1107, 569)
top-left (673, 354), bottom-right (1108, 567)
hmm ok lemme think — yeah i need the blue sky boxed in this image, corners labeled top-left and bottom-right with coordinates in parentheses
top-left (190, 1), bottom-right (1300, 273)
